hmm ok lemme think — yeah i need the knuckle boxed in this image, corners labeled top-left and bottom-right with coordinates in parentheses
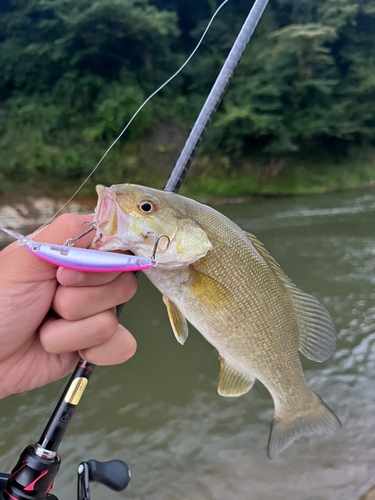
top-left (93, 310), bottom-right (118, 343)
top-left (39, 320), bottom-right (60, 354)
top-left (53, 290), bottom-right (78, 320)
top-left (39, 333), bottom-right (53, 353)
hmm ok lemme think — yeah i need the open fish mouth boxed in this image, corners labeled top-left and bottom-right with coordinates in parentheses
top-left (95, 186), bottom-right (116, 225)
top-left (90, 186), bottom-right (130, 251)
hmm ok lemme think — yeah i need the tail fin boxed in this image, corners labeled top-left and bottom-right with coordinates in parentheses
top-left (267, 393), bottom-right (341, 459)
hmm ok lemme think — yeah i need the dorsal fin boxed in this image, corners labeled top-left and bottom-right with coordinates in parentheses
top-left (245, 232), bottom-right (294, 286)
top-left (245, 232), bottom-right (337, 362)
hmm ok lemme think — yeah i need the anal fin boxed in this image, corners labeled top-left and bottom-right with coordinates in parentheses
top-left (218, 356), bottom-right (255, 397)
top-left (163, 296), bottom-right (189, 345)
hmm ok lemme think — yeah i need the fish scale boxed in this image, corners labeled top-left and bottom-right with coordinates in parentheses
top-left (91, 183), bottom-right (341, 459)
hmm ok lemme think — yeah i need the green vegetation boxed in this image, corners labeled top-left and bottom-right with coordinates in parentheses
top-left (0, 0), bottom-right (374, 198)
top-left (180, 150), bottom-right (375, 200)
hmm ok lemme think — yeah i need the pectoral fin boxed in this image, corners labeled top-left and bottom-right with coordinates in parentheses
top-left (163, 296), bottom-right (189, 345)
top-left (218, 356), bottom-right (255, 397)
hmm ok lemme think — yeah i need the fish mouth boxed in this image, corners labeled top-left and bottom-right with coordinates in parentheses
top-left (94, 185), bottom-right (115, 224)
top-left (91, 233), bottom-right (126, 252)
top-left (90, 185), bottom-right (130, 251)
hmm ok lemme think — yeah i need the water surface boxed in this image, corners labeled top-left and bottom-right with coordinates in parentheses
top-left (1, 190), bottom-right (374, 500)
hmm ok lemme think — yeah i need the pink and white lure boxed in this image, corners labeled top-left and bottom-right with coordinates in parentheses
top-left (0, 228), bottom-right (154, 273)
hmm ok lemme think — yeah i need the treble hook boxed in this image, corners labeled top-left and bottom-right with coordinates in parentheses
top-left (81, 220), bottom-right (96, 227)
top-left (150, 235), bottom-right (170, 264)
top-left (64, 224), bottom-right (97, 247)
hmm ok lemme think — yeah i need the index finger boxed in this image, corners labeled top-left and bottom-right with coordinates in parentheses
top-left (57, 268), bottom-right (123, 287)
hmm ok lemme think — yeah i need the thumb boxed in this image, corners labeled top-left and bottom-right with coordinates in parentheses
top-left (0, 214), bottom-right (95, 284)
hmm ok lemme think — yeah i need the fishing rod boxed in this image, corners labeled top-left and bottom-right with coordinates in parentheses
top-left (0, 1), bottom-right (269, 499)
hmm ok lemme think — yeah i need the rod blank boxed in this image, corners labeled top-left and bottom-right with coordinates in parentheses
top-left (164, 0), bottom-right (269, 193)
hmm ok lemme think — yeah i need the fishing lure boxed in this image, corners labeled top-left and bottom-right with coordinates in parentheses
top-left (0, 227), bottom-right (154, 273)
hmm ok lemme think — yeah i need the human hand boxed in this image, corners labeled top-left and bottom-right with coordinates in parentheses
top-left (0, 214), bottom-right (137, 400)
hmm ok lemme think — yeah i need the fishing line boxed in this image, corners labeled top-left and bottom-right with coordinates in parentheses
top-left (37, 0), bottom-right (230, 232)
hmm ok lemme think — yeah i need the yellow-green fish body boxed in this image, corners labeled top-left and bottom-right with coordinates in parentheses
top-left (91, 184), bottom-right (341, 458)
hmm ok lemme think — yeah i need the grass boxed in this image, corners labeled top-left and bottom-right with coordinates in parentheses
top-left (180, 157), bottom-right (375, 201)
top-left (1, 146), bottom-right (375, 204)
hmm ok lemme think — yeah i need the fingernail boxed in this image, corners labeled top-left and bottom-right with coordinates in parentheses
top-left (59, 269), bottom-right (83, 285)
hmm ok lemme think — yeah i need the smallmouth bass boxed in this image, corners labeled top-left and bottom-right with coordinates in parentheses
top-left (91, 183), bottom-right (341, 459)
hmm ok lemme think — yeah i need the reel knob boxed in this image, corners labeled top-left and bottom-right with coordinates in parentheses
top-left (86, 460), bottom-right (130, 492)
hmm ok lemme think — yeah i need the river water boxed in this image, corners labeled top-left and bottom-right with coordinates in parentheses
top-left (0, 189), bottom-right (374, 500)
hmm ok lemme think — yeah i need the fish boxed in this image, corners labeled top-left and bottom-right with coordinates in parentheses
top-left (90, 183), bottom-right (341, 459)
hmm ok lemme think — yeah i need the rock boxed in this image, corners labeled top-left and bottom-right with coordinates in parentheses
top-left (31, 197), bottom-right (56, 218)
top-left (0, 197), bottom-right (91, 245)
top-left (0, 205), bottom-right (31, 229)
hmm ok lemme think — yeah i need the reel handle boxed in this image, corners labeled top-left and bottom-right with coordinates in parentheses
top-left (87, 460), bottom-right (130, 492)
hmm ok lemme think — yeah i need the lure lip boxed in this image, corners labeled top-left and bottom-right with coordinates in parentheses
top-left (0, 227), bottom-right (25, 241)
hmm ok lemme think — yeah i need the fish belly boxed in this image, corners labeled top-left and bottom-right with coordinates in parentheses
top-left (144, 263), bottom-right (309, 408)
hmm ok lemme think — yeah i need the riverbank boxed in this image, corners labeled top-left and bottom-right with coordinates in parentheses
top-left (179, 155), bottom-right (375, 200)
top-left (1, 163), bottom-right (374, 236)
top-left (2, 139), bottom-right (375, 202)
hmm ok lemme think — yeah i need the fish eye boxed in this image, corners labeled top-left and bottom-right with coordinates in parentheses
top-left (138, 200), bottom-right (156, 214)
